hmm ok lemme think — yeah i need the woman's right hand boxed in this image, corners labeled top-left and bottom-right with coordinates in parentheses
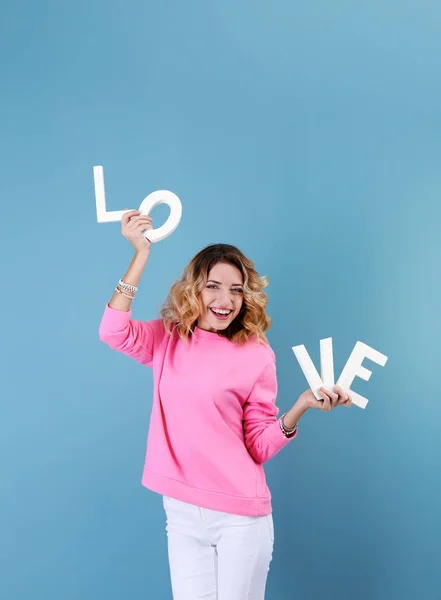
top-left (121, 210), bottom-right (153, 254)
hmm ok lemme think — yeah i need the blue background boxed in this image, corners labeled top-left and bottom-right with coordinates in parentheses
top-left (1, 1), bottom-right (440, 599)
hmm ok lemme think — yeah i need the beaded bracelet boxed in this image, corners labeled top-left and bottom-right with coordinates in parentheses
top-left (118, 279), bottom-right (138, 293)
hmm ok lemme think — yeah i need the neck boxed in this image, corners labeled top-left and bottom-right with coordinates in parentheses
top-left (196, 321), bottom-right (218, 333)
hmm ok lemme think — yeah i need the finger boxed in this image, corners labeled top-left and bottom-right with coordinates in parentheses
top-left (330, 392), bottom-right (339, 406)
top-left (333, 385), bottom-right (346, 398)
top-left (319, 388), bottom-right (332, 411)
top-left (121, 210), bottom-right (140, 225)
top-left (333, 385), bottom-right (349, 405)
top-left (136, 224), bottom-right (152, 236)
top-left (126, 216), bottom-right (152, 232)
top-left (343, 394), bottom-right (352, 408)
top-left (322, 387), bottom-right (339, 407)
top-left (123, 210), bottom-right (141, 220)
top-left (127, 215), bottom-right (152, 224)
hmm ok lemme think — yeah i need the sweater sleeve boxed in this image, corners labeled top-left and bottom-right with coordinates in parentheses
top-left (243, 361), bottom-right (297, 464)
top-left (98, 303), bottom-right (157, 367)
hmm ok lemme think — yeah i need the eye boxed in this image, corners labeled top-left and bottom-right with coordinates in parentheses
top-left (206, 284), bottom-right (243, 293)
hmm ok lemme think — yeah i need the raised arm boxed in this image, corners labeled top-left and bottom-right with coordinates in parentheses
top-left (99, 211), bottom-right (157, 366)
top-left (108, 210), bottom-right (152, 312)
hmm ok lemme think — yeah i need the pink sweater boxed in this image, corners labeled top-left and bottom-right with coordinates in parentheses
top-left (98, 304), bottom-right (297, 517)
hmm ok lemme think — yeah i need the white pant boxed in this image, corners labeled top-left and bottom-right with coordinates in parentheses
top-left (162, 496), bottom-right (274, 600)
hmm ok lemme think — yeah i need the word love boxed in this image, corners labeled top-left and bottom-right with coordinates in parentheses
top-left (292, 339), bottom-right (388, 409)
top-left (93, 165), bottom-right (182, 243)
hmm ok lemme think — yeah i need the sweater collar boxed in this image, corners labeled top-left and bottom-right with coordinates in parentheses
top-left (193, 325), bottom-right (231, 341)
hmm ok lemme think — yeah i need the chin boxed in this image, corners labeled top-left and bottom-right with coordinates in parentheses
top-left (207, 313), bottom-right (235, 330)
top-left (208, 320), bottom-right (228, 329)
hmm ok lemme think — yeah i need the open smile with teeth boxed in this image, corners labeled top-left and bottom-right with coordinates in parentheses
top-left (210, 308), bottom-right (232, 318)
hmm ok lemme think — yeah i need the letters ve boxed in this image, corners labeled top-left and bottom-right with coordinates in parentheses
top-left (292, 339), bottom-right (388, 409)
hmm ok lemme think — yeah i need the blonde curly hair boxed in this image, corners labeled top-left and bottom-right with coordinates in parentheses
top-left (159, 243), bottom-right (272, 346)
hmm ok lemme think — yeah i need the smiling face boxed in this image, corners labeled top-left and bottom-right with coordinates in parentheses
top-left (196, 261), bottom-right (244, 332)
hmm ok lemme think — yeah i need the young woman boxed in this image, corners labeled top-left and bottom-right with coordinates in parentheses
top-left (99, 210), bottom-right (352, 600)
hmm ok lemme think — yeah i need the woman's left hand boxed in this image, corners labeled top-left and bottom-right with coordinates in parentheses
top-left (298, 385), bottom-right (352, 412)
top-left (319, 385), bottom-right (352, 411)
top-left (282, 385), bottom-right (353, 431)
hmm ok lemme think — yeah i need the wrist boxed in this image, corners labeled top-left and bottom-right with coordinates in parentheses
top-left (135, 249), bottom-right (150, 261)
top-left (282, 397), bottom-right (308, 430)
top-left (295, 393), bottom-right (310, 414)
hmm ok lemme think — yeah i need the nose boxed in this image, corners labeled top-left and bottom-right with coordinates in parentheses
top-left (218, 290), bottom-right (235, 308)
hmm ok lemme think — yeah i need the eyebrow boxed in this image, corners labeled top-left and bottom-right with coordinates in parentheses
top-left (207, 280), bottom-right (243, 287)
